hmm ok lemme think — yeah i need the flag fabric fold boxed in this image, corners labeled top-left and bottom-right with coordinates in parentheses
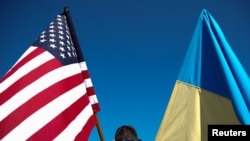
top-left (155, 9), bottom-right (250, 141)
top-left (0, 13), bottom-right (100, 141)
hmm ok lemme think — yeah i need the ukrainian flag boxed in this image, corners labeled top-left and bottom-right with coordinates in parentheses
top-left (155, 9), bottom-right (250, 141)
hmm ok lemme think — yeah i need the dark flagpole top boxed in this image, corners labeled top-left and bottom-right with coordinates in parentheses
top-left (64, 6), bottom-right (70, 14)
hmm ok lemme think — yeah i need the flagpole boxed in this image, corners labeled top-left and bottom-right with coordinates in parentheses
top-left (63, 6), bottom-right (105, 141)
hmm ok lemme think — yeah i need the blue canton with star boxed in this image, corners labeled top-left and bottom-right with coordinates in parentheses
top-left (32, 14), bottom-right (79, 65)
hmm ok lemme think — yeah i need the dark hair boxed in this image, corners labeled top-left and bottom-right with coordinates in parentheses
top-left (114, 125), bottom-right (139, 140)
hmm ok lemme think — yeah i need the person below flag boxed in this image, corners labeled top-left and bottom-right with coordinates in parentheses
top-left (0, 10), bottom-right (100, 141)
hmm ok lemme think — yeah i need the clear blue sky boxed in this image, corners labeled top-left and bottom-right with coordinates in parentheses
top-left (1, 0), bottom-right (250, 141)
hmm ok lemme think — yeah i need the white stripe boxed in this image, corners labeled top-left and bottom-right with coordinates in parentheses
top-left (2, 83), bottom-right (87, 141)
top-left (0, 63), bottom-right (82, 121)
top-left (79, 61), bottom-right (87, 71)
top-left (84, 78), bottom-right (93, 88)
top-left (0, 48), bottom-right (54, 93)
top-left (54, 103), bottom-right (94, 141)
top-left (89, 95), bottom-right (99, 105)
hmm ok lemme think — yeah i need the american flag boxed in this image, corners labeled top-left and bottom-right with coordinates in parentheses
top-left (0, 14), bottom-right (100, 141)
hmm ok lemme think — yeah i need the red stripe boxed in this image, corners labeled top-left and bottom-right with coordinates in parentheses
top-left (27, 92), bottom-right (91, 141)
top-left (92, 103), bottom-right (101, 112)
top-left (86, 87), bottom-right (95, 96)
top-left (0, 47), bottom-right (45, 82)
top-left (0, 72), bottom-right (84, 139)
top-left (82, 70), bottom-right (90, 78)
top-left (0, 58), bottom-right (61, 105)
top-left (74, 115), bottom-right (97, 141)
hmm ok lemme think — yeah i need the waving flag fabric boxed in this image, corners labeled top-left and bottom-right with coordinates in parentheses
top-left (155, 9), bottom-right (250, 141)
top-left (0, 13), bottom-right (100, 141)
